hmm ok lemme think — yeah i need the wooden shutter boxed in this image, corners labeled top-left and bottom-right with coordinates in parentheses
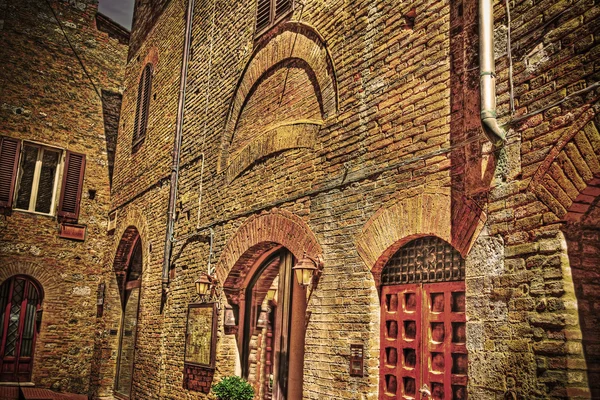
top-left (256, 0), bottom-right (271, 32)
top-left (275, 0), bottom-right (292, 17)
top-left (58, 151), bottom-right (85, 220)
top-left (0, 136), bottom-right (21, 208)
top-left (132, 64), bottom-right (152, 150)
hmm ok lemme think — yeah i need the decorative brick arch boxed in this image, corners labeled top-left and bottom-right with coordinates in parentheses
top-left (0, 261), bottom-right (59, 304)
top-left (139, 46), bottom-right (159, 78)
top-left (529, 107), bottom-right (600, 222)
top-left (111, 206), bottom-right (149, 270)
top-left (355, 189), bottom-right (481, 287)
top-left (216, 209), bottom-right (322, 292)
top-left (218, 22), bottom-right (338, 177)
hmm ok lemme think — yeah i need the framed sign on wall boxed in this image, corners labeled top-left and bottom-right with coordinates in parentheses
top-left (185, 303), bottom-right (217, 367)
top-left (183, 303), bottom-right (218, 392)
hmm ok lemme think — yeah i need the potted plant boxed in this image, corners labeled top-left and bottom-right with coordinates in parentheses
top-left (211, 376), bottom-right (255, 400)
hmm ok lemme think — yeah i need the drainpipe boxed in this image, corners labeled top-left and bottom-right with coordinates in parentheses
top-left (479, 0), bottom-right (506, 147)
top-left (162, 0), bottom-right (195, 300)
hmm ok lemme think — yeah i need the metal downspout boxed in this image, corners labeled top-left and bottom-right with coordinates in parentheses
top-left (162, 0), bottom-right (195, 300)
top-left (479, 0), bottom-right (506, 147)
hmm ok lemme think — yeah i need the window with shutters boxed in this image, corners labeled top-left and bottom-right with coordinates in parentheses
top-left (14, 143), bottom-right (62, 215)
top-left (132, 63), bottom-right (153, 152)
top-left (0, 136), bottom-right (86, 220)
top-left (255, 0), bottom-right (293, 37)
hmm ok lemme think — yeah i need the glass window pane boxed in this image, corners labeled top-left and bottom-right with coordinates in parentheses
top-left (15, 146), bottom-right (39, 210)
top-left (35, 149), bottom-right (59, 213)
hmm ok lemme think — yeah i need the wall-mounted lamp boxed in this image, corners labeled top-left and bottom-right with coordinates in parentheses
top-left (266, 285), bottom-right (278, 303)
top-left (292, 253), bottom-right (324, 287)
top-left (195, 272), bottom-right (221, 303)
top-left (256, 307), bottom-right (268, 329)
top-left (223, 304), bottom-right (238, 335)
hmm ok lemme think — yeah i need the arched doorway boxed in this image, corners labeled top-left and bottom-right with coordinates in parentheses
top-left (379, 236), bottom-right (467, 400)
top-left (236, 249), bottom-right (307, 400)
top-left (114, 234), bottom-right (142, 398)
top-left (0, 275), bottom-right (43, 382)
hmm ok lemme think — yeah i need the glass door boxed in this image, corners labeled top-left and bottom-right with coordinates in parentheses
top-left (0, 276), bottom-right (42, 382)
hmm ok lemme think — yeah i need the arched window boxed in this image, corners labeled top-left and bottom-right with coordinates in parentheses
top-left (0, 276), bottom-right (43, 382)
top-left (132, 64), bottom-right (153, 152)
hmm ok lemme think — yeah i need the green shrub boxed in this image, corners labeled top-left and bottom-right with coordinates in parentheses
top-left (211, 376), bottom-right (255, 400)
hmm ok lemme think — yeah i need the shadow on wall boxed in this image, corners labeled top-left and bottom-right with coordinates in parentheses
top-left (564, 199), bottom-right (600, 399)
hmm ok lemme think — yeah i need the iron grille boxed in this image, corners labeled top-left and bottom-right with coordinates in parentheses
top-left (381, 236), bottom-right (465, 285)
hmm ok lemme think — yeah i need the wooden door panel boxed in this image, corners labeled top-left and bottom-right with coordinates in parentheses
top-left (380, 284), bottom-right (421, 399)
top-left (380, 282), bottom-right (467, 400)
top-left (423, 282), bottom-right (467, 400)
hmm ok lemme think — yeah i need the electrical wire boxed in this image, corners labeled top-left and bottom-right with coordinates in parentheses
top-left (278, 1), bottom-right (306, 106)
top-left (44, 0), bottom-right (102, 100)
top-left (507, 81), bottom-right (600, 125)
top-left (176, 132), bottom-right (487, 243)
top-left (195, 0), bottom-right (217, 230)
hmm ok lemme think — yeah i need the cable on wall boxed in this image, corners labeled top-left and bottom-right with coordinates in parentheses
top-left (44, 0), bottom-right (102, 100)
top-left (195, 0), bottom-right (218, 230)
top-left (505, 0), bottom-right (515, 115)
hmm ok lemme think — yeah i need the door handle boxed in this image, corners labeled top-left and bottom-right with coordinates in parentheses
top-left (419, 383), bottom-right (431, 398)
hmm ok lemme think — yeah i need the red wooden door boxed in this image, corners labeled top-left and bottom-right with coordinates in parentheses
top-left (0, 277), bottom-right (42, 382)
top-left (380, 282), bottom-right (467, 399)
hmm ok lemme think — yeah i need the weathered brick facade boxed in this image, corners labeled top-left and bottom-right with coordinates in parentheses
top-left (0, 0), bottom-right (127, 394)
top-left (102, 0), bottom-right (600, 398)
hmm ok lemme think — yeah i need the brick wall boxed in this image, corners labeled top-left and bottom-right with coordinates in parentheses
top-left (104, 0), bottom-right (600, 398)
top-left (0, 0), bottom-right (127, 393)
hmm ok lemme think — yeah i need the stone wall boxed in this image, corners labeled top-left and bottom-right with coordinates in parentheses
top-left (104, 0), bottom-right (600, 398)
top-left (0, 0), bottom-right (128, 393)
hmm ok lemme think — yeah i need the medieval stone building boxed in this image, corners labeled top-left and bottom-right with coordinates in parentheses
top-left (0, 0), bottom-right (128, 396)
top-left (2, 0), bottom-right (600, 399)
top-left (98, 0), bottom-right (600, 398)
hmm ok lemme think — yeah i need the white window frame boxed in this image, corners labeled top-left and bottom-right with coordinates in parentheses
top-left (13, 141), bottom-right (64, 216)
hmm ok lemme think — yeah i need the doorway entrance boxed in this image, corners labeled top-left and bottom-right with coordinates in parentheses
top-left (240, 249), bottom-right (306, 400)
top-left (379, 237), bottom-right (467, 400)
top-left (114, 236), bottom-right (142, 398)
top-left (0, 276), bottom-right (42, 382)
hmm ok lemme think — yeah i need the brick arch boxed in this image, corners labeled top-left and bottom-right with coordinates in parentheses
top-left (216, 209), bottom-right (322, 292)
top-left (355, 189), bottom-right (481, 287)
top-left (0, 261), bottom-right (60, 305)
top-left (138, 46), bottom-right (159, 78)
top-left (111, 206), bottom-right (149, 271)
top-left (529, 108), bottom-right (600, 222)
top-left (218, 22), bottom-right (338, 175)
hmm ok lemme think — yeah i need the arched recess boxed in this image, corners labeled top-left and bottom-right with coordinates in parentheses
top-left (529, 107), bottom-right (600, 222)
top-left (0, 274), bottom-right (44, 382)
top-left (216, 210), bottom-right (321, 400)
top-left (112, 227), bottom-right (143, 399)
top-left (219, 22), bottom-right (338, 182)
top-left (0, 264), bottom-right (52, 384)
top-left (355, 189), bottom-right (484, 287)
